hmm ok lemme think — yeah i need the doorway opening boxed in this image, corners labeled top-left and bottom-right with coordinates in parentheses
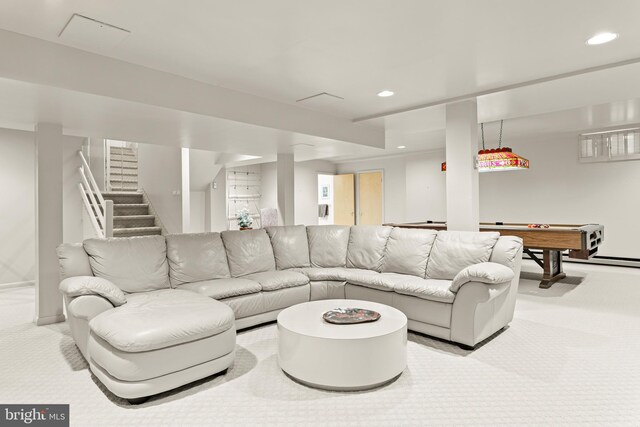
top-left (317, 174), bottom-right (334, 225)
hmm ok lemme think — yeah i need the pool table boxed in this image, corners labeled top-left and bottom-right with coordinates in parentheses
top-left (384, 221), bottom-right (605, 289)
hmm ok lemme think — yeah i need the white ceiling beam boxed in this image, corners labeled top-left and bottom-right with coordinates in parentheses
top-left (0, 29), bottom-right (384, 148)
top-left (354, 56), bottom-right (640, 122)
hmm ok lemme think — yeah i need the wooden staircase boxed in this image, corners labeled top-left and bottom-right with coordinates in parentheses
top-left (99, 145), bottom-right (162, 237)
top-left (102, 192), bottom-right (162, 237)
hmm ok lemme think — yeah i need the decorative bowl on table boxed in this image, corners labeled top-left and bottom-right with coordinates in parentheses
top-left (322, 308), bottom-right (381, 324)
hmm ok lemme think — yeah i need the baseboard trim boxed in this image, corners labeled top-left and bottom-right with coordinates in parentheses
top-left (35, 314), bottom-right (66, 326)
top-left (0, 280), bottom-right (35, 290)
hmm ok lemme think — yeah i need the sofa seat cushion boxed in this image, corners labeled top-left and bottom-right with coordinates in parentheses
top-left (426, 231), bottom-right (500, 280)
top-left (89, 289), bottom-right (234, 352)
top-left (178, 278), bottom-right (261, 300)
top-left (166, 232), bottom-right (231, 286)
top-left (265, 225), bottom-right (311, 269)
top-left (341, 269), bottom-right (393, 292)
top-left (288, 267), bottom-right (349, 282)
top-left (83, 235), bottom-right (170, 293)
top-left (89, 327), bottom-right (235, 382)
top-left (242, 271), bottom-right (309, 291)
top-left (381, 273), bottom-right (455, 303)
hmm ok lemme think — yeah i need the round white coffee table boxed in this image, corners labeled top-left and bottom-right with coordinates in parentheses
top-left (277, 299), bottom-right (407, 391)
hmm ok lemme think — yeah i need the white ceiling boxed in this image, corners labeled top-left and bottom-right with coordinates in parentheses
top-left (1, 1), bottom-right (640, 161)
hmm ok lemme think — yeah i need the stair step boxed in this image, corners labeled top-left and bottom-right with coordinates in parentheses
top-left (113, 204), bottom-right (149, 216)
top-left (110, 156), bottom-right (137, 162)
top-left (110, 163), bottom-right (138, 170)
top-left (102, 192), bottom-right (143, 204)
top-left (110, 187), bottom-right (139, 192)
top-left (114, 215), bottom-right (156, 228)
top-left (110, 185), bottom-right (138, 190)
top-left (109, 147), bottom-right (134, 152)
top-left (113, 227), bottom-right (162, 237)
top-left (110, 178), bottom-right (138, 183)
top-left (110, 169), bottom-right (138, 176)
top-left (110, 159), bottom-right (138, 166)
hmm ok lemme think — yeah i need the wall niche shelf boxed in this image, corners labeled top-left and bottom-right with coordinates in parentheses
top-left (226, 166), bottom-right (262, 230)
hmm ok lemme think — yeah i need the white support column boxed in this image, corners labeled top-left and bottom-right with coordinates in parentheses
top-left (445, 100), bottom-right (480, 231)
top-left (276, 153), bottom-right (295, 225)
top-left (181, 147), bottom-right (190, 233)
top-left (204, 185), bottom-right (212, 232)
top-left (34, 123), bottom-right (65, 326)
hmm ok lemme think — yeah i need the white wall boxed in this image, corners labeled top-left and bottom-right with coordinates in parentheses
top-left (479, 133), bottom-right (639, 258)
top-left (137, 143), bottom-right (183, 234)
top-left (260, 162), bottom-right (277, 214)
top-left (87, 138), bottom-right (105, 191)
top-left (405, 150), bottom-right (447, 222)
top-left (335, 156), bottom-right (406, 223)
top-left (209, 168), bottom-right (227, 231)
top-left (0, 129), bottom-right (35, 285)
top-left (189, 191), bottom-right (206, 232)
top-left (295, 159), bottom-right (336, 226)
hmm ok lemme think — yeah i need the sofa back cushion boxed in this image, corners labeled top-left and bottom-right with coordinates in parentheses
top-left (306, 225), bottom-right (351, 268)
top-left (265, 225), bottom-right (310, 270)
top-left (221, 229), bottom-right (276, 277)
top-left (83, 235), bottom-right (170, 293)
top-left (346, 225), bottom-right (393, 272)
top-left (382, 228), bottom-right (437, 277)
top-left (489, 236), bottom-right (523, 270)
top-left (426, 231), bottom-right (500, 280)
top-left (165, 232), bottom-right (230, 286)
top-left (57, 243), bottom-right (93, 280)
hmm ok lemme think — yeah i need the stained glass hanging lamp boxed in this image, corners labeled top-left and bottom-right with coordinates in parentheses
top-left (476, 120), bottom-right (529, 172)
top-left (441, 120), bottom-right (529, 172)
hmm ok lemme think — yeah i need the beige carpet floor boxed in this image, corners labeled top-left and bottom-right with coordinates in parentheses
top-left (1, 260), bottom-right (639, 426)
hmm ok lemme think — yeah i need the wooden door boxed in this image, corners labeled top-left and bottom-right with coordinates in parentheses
top-left (333, 174), bottom-right (355, 225)
top-left (358, 171), bottom-right (383, 225)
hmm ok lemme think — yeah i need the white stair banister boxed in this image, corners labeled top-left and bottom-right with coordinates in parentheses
top-left (79, 167), bottom-right (105, 228)
top-left (78, 183), bottom-right (102, 237)
top-left (104, 200), bottom-right (113, 238)
top-left (78, 150), bottom-right (113, 238)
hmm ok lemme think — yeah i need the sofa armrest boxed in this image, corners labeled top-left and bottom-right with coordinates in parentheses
top-left (450, 262), bottom-right (515, 293)
top-left (59, 276), bottom-right (127, 307)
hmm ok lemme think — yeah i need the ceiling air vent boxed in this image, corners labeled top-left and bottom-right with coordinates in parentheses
top-left (59, 14), bottom-right (131, 51)
top-left (296, 92), bottom-right (344, 108)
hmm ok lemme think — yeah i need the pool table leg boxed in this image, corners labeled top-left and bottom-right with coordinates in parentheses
top-left (540, 250), bottom-right (566, 289)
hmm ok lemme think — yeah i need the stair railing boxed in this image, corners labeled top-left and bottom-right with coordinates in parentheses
top-left (78, 150), bottom-right (113, 238)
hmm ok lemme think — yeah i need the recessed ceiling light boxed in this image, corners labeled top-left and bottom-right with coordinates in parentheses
top-left (397, 145), bottom-right (406, 149)
top-left (377, 90), bottom-right (394, 97)
top-left (586, 32), bottom-right (618, 45)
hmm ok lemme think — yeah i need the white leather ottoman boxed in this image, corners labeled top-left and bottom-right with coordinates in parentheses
top-left (277, 299), bottom-right (407, 391)
top-left (88, 289), bottom-right (236, 403)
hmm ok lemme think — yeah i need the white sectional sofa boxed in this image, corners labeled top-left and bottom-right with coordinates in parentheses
top-left (57, 225), bottom-right (523, 403)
